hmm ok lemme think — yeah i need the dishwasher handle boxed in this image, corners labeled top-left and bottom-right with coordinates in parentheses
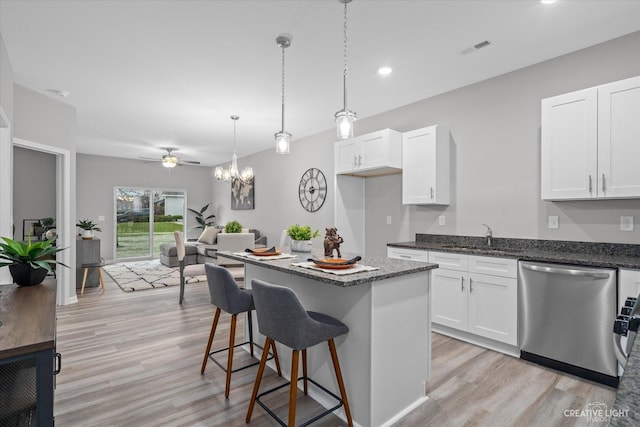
top-left (520, 263), bottom-right (611, 280)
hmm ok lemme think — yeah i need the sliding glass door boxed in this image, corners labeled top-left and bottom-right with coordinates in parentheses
top-left (115, 188), bottom-right (185, 260)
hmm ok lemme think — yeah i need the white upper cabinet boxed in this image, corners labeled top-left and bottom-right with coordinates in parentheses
top-left (541, 76), bottom-right (640, 200)
top-left (334, 129), bottom-right (402, 177)
top-left (402, 125), bottom-right (450, 205)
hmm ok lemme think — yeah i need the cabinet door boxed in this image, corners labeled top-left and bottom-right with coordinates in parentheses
top-left (335, 139), bottom-right (361, 174)
top-left (541, 88), bottom-right (598, 200)
top-left (467, 273), bottom-right (517, 345)
top-left (431, 269), bottom-right (468, 330)
top-left (619, 269), bottom-right (640, 310)
top-left (403, 126), bottom-right (436, 204)
top-left (360, 131), bottom-right (389, 169)
top-left (598, 76), bottom-right (640, 199)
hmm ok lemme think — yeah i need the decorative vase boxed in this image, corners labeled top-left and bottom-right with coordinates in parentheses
top-left (82, 229), bottom-right (94, 240)
top-left (9, 264), bottom-right (48, 286)
top-left (290, 239), bottom-right (312, 253)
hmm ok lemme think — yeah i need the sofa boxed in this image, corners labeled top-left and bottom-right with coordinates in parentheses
top-left (160, 227), bottom-right (266, 267)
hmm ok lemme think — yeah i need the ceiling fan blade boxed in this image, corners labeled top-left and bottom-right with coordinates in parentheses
top-left (139, 157), bottom-right (160, 162)
top-left (181, 160), bottom-right (201, 165)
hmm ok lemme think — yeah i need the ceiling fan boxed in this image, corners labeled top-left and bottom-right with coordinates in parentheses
top-left (139, 148), bottom-right (201, 168)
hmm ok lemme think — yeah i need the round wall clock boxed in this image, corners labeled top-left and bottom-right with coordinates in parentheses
top-left (298, 168), bottom-right (327, 212)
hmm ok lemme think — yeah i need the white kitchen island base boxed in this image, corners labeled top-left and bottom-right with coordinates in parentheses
top-left (243, 262), bottom-right (431, 427)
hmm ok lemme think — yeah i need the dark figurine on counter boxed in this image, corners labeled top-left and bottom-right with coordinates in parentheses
top-left (324, 227), bottom-right (344, 258)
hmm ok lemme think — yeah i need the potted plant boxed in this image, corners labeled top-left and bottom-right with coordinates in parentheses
top-left (287, 224), bottom-right (319, 252)
top-left (188, 203), bottom-right (216, 230)
top-left (224, 220), bottom-right (243, 233)
top-left (76, 219), bottom-right (102, 240)
top-left (0, 236), bottom-right (69, 286)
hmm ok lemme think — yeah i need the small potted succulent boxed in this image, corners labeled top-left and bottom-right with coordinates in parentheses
top-left (287, 224), bottom-right (319, 252)
top-left (0, 236), bottom-right (69, 286)
top-left (224, 220), bottom-right (243, 233)
top-left (76, 219), bottom-right (102, 240)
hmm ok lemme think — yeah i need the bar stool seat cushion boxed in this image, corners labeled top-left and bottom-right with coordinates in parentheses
top-left (251, 280), bottom-right (348, 350)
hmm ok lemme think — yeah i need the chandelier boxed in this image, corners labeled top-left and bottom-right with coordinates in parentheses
top-left (335, 0), bottom-right (356, 140)
top-left (214, 115), bottom-right (254, 183)
top-left (275, 35), bottom-right (292, 154)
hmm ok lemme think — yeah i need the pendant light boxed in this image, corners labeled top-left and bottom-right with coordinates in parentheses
top-left (335, 0), bottom-right (356, 140)
top-left (275, 35), bottom-right (292, 154)
top-left (214, 115), bottom-right (253, 183)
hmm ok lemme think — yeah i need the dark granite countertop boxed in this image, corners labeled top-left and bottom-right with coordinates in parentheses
top-left (217, 249), bottom-right (437, 288)
top-left (610, 332), bottom-right (640, 426)
top-left (388, 235), bottom-right (640, 269)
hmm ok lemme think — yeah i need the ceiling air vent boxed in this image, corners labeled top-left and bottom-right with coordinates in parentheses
top-left (460, 40), bottom-right (491, 55)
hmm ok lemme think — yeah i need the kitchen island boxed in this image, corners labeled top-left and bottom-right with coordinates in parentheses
top-left (217, 250), bottom-right (437, 427)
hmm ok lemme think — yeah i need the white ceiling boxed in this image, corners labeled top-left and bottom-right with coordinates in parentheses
top-left (1, 0), bottom-right (639, 167)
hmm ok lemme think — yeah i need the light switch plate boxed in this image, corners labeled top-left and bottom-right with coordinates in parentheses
top-left (548, 216), bottom-right (559, 229)
top-left (621, 216), bottom-right (634, 231)
top-left (386, 216), bottom-right (392, 225)
top-left (438, 215), bottom-right (446, 226)
top-left (98, 215), bottom-right (105, 221)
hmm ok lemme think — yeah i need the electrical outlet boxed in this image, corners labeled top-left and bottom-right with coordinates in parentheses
top-left (98, 215), bottom-right (105, 221)
top-left (548, 216), bottom-right (559, 229)
top-left (386, 216), bottom-right (392, 225)
top-left (621, 216), bottom-right (634, 231)
top-left (438, 215), bottom-right (446, 226)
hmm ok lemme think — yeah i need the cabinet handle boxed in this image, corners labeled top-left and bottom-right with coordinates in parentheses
top-left (353, 155), bottom-right (357, 167)
top-left (588, 175), bottom-right (592, 193)
top-left (54, 352), bottom-right (62, 375)
top-left (602, 173), bottom-right (606, 193)
top-left (430, 187), bottom-right (434, 199)
top-left (469, 278), bottom-right (473, 293)
top-left (461, 277), bottom-right (465, 291)
top-left (399, 255), bottom-right (411, 259)
top-left (358, 155), bottom-right (362, 167)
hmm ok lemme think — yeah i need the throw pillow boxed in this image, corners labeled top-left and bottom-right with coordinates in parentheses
top-left (197, 226), bottom-right (219, 245)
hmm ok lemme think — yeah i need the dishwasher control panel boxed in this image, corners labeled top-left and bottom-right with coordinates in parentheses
top-left (614, 296), bottom-right (640, 336)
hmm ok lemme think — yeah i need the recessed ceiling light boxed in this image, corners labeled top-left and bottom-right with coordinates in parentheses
top-left (378, 67), bottom-right (393, 76)
top-left (45, 89), bottom-right (70, 98)
top-left (541, 0), bottom-right (558, 4)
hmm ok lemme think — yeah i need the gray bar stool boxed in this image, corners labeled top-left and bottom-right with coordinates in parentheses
top-left (246, 279), bottom-right (353, 427)
top-left (201, 263), bottom-right (281, 399)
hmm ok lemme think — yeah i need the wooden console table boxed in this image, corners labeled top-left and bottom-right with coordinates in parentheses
top-left (0, 279), bottom-right (59, 425)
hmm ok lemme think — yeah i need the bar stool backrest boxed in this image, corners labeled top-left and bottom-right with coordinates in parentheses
top-left (251, 279), bottom-right (315, 350)
top-left (173, 231), bottom-right (186, 261)
top-left (204, 263), bottom-right (254, 315)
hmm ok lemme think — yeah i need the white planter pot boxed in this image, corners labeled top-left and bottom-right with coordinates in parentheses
top-left (290, 239), bottom-right (312, 253)
top-left (81, 229), bottom-right (94, 240)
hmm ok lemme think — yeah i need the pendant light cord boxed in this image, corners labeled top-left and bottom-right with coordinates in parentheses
top-left (281, 43), bottom-right (286, 132)
top-left (342, 0), bottom-right (349, 109)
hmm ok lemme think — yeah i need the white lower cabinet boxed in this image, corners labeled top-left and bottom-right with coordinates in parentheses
top-left (387, 246), bottom-right (429, 262)
top-left (429, 251), bottom-right (518, 346)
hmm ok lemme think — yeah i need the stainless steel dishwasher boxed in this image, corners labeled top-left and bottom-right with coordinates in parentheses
top-left (518, 261), bottom-right (618, 386)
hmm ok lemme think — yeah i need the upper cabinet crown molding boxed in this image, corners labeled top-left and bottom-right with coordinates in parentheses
top-left (402, 125), bottom-right (450, 205)
top-left (541, 75), bottom-right (640, 201)
top-left (334, 128), bottom-right (402, 177)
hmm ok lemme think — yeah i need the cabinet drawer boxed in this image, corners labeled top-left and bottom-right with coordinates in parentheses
top-left (387, 247), bottom-right (429, 262)
top-left (429, 251), bottom-right (468, 271)
top-left (468, 255), bottom-right (517, 278)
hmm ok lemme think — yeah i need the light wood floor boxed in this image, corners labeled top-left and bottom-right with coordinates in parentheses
top-left (55, 275), bottom-right (616, 426)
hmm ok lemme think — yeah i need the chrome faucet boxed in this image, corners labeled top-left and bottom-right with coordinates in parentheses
top-left (482, 224), bottom-right (493, 247)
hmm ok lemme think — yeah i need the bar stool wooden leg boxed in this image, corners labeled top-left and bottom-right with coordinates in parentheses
top-left (328, 339), bottom-right (353, 427)
top-left (289, 350), bottom-right (299, 427)
top-left (246, 338), bottom-right (273, 423)
top-left (272, 341), bottom-right (282, 376)
top-left (302, 349), bottom-right (308, 395)
top-left (247, 310), bottom-right (254, 357)
top-left (201, 308), bottom-right (221, 374)
top-left (224, 314), bottom-right (238, 399)
top-left (81, 268), bottom-right (89, 295)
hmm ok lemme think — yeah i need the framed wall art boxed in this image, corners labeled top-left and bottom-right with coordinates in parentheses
top-left (231, 177), bottom-right (254, 210)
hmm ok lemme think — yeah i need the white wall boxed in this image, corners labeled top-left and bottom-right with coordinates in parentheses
top-left (0, 35), bottom-right (14, 285)
top-left (13, 84), bottom-right (77, 303)
top-left (215, 32), bottom-right (640, 257)
top-left (13, 146), bottom-right (56, 239)
top-left (76, 153), bottom-right (216, 260)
